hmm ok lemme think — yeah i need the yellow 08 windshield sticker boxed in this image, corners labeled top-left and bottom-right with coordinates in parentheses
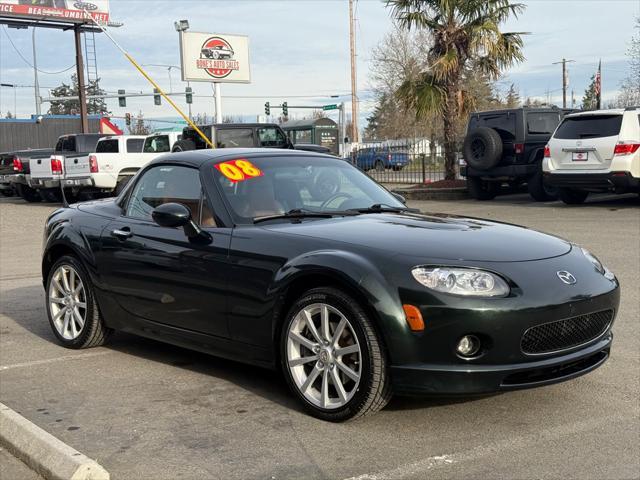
top-left (215, 159), bottom-right (264, 182)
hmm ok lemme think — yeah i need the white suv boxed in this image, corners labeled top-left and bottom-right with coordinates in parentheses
top-left (543, 107), bottom-right (639, 204)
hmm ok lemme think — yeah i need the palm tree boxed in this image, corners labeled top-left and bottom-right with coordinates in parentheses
top-left (387, 0), bottom-right (526, 179)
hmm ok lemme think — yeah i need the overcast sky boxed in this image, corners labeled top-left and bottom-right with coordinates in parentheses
top-left (1, 0), bottom-right (638, 127)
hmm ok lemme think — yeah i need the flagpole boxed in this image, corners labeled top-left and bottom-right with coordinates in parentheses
top-left (596, 59), bottom-right (602, 110)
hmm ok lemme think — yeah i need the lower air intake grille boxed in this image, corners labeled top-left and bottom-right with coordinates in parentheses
top-left (521, 309), bottom-right (614, 354)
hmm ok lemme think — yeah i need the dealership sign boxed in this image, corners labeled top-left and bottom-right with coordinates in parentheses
top-left (180, 31), bottom-right (251, 84)
top-left (0, 0), bottom-right (109, 23)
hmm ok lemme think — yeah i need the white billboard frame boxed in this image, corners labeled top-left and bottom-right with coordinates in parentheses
top-left (0, 0), bottom-right (110, 24)
top-left (179, 30), bottom-right (251, 84)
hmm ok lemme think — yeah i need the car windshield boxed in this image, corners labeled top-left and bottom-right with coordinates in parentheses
top-left (212, 155), bottom-right (405, 223)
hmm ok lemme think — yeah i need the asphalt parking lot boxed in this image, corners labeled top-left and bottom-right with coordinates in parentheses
top-left (1, 193), bottom-right (639, 480)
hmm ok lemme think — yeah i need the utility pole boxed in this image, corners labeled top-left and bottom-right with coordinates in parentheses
top-left (348, 0), bottom-right (358, 144)
top-left (32, 27), bottom-right (41, 115)
top-left (571, 89), bottom-right (575, 109)
top-left (552, 58), bottom-right (575, 108)
top-left (74, 25), bottom-right (89, 133)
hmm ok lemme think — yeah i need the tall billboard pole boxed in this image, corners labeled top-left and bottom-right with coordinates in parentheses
top-left (74, 25), bottom-right (89, 133)
top-left (349, 0), bottom-right (358, 143)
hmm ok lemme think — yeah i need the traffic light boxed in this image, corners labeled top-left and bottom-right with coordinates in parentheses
top-left (118, 89), bottom-right (126, 108)
top-left (282, 102), bottom-right (288, 117)
top-left (154, 88), bottom-right (161, 106)
top-left (125, 113), bottom-right (131, 126)
top-left (264, 102), bottom-right (270, 116)
top-left (185, 87), bottom-right (192, 104)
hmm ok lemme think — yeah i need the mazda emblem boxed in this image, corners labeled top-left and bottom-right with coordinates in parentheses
top-left (557, 271), bottom-right (577, 285)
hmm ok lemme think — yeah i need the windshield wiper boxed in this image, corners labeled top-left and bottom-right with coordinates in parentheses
top-left (253, 208), bottom-right (336, 224)
top-left (347, 203), bottom-right (418, 214)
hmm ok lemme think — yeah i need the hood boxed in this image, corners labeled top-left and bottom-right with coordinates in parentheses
top-left (264, 212), bottom-right (571, 262)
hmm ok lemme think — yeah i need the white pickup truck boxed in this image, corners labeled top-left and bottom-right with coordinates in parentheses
top-left (29, 133), bottom-right (106, 202)
top-left (61, 132), bottom-right (180, 196)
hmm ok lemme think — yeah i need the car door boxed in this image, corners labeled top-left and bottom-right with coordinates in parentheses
top-left (98, 163), bottom-right (231, 338)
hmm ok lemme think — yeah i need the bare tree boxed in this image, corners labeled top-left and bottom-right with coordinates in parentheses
top-left (128, 111), bottom-right (151, 135)
top-left (614, 17), bottom-right (640, 107)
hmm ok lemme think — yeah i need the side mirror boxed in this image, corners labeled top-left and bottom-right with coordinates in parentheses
top-left (391, 192), bottom-right (406, 205)
top-left (152, 202), bottom-right (191, 228)
top-left (152, 203), bottom-right (212, 243)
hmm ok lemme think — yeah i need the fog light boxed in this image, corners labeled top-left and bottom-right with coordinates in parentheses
top-left (457, 335), bottom-right (480, 357)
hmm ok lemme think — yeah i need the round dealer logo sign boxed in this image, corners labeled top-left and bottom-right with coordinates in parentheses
top-left (197, 37), bottom-right (239, 79)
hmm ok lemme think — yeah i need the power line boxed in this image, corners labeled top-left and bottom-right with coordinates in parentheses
top-left (1, 26), bottom-right (75, 75)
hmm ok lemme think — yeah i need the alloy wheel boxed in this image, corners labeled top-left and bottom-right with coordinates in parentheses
top-left (286, 303), bottom-right (362, 409)
top-left (48, 265), bottom-right (87, 340)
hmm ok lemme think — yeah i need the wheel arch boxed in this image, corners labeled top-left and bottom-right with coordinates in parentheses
top-left (270, 253), bottom-right (405, 367)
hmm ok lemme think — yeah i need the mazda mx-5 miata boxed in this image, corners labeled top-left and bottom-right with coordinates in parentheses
top-left (42, 148), bottom-right (620, 421)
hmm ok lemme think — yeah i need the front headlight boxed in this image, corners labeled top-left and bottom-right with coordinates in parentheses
top-left (580, 247), bottom-right (615, 281)
top-left (411, 267), bottom-right (510, 297)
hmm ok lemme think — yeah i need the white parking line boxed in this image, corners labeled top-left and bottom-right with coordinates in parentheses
top-left (342, 413), bottom-right (629, 480)
top-left (0, 351), bottom-right (113, 371)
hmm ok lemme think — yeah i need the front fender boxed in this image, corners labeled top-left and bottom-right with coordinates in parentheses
top-left (272, 249), bottom-right (409, 356)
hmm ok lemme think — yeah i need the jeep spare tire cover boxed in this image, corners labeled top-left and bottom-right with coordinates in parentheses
top-left (463, 127), bottom-right (503, 170)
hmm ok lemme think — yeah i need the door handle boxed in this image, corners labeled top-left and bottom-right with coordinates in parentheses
top-left (111, 228), bottom-right (132, 240)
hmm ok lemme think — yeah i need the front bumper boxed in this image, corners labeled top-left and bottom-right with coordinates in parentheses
top-left (392, 334), bottom-right (611, 395)
top-left (544, 171), bottom-right (639, 193)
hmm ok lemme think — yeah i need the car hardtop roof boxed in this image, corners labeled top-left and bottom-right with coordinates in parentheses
top-left (149, 147), bottom-right (334, 167)
top-left (185, 122), bottom-right (282, 129)
top-left (564, 108), bottom-right (627, 118)
top-left (471, 106), bottom-right (571, 116)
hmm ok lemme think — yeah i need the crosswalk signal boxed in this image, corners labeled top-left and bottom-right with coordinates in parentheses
top-left (185, 86), bottom-right (193, 104)
top-left (154, 88), bottom-right (161, 106)
top-left (118, 89), bottom-right (126, 108)
top-left (282, 102), bottom-right (288, 117)
top-left (125, 113), bottom-right (131, 126)
top-left (264, 102), bottom-right (270, 116)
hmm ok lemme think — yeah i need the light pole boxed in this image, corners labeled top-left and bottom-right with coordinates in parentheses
top-left (32, 27), bottom-right (41, 115)
top-left (173, 20), bottom-right (195, 120)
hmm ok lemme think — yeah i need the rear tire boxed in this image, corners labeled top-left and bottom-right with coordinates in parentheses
top-left (16, 184), bottom-right (41, 203)
top-left (467, 176), bottom-right (498, 200)
top-left (558, 188), bottom-right (589, 205)
top-left (115, 176), bottom-right (132, 195)
top-left (375, 160), bottom-right (385, 172)
top-left (281, 287), bottom-right (391, 421)
top-left (39, 189), bottom-right (62, 203)
top-left (45, 255), bottom-right (112, 349)
top-left (527, 168), bottom-right (558, 202)
top-left (171, 139), bottom-right (197, 152)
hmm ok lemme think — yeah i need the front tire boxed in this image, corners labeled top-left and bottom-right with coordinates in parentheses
top-left (171, 139), bottom-right (197, 152)
top-left (16, 184), bottom-right (41, 203)
top-left (46, 255), bottom-right (112, 349)
top-left (281, 287), bottom-right (391, 421)
top-left (558, 188), bottom-right (589, 205)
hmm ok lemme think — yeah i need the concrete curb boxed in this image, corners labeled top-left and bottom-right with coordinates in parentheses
top-left (0, 403), bottom-right (109, 480)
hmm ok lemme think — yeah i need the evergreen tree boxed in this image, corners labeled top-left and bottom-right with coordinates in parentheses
top-left (581, 74), bottom-right (598, 110)
top-left (48, 75), bottom-right (110, 115)
top-left (505, 84), bottom-right (521, 108)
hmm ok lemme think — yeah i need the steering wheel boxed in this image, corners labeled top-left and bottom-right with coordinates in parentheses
top-left (320, 192), bottom-right (353, 209)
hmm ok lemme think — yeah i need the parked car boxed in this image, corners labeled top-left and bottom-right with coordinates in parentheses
top-left (543, 107), bottom-right (640, 204)
top-left (29, 133), bottom-right (106, 202)
top-left (60, 134), bottom-right (179, 197)
top-left (201, 45), bottom-right (234, 59)
top-left (0, 149), bottom-right (54, 202)
top-left (461, 107), bottom-right (574, 201)
top-left (353, 147), bottom-right (410, 171)
top-left (171, 123), bottom-right (325, 154)
top-left (42, 148), bottom-right (619, 421)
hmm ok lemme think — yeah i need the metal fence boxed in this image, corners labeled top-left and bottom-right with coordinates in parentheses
top-left (346, 139), bottom-right (448, 185)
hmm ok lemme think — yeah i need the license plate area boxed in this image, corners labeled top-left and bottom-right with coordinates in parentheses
top-left (572, 151), bottom-right (589, 161)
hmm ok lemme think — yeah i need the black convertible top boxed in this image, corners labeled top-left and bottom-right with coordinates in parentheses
top-left (150, 148), bottom-right (332, 167)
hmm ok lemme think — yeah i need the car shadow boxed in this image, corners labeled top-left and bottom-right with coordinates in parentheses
top-left (490, 191), bottom-right (639, 208)
top-left (2, 284), bottom-right (504, 416)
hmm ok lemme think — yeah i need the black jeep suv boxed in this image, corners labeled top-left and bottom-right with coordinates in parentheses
top-left (461, 107), bottom-right (574, 201)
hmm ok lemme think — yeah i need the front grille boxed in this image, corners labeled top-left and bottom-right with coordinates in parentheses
top-left (521, 309), bottom-right (614, 354)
